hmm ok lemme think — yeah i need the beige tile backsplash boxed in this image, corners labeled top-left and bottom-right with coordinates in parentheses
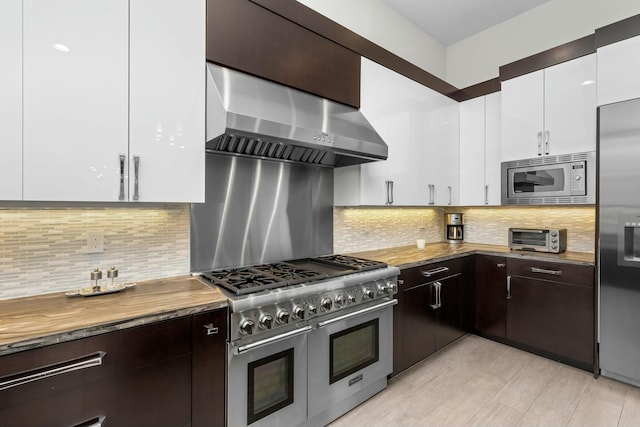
top-left (334, 206), bottom-right (595, 254)
top-left (0, 203), bottom-right (595, 300)
top-left (0, 205), bottom-right (190, 300)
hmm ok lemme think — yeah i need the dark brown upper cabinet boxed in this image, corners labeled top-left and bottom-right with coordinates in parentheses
top-left (206, 0), bottom-right (360, 108)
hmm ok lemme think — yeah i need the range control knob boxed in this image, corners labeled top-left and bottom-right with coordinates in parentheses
top-left (385, 281), bottom-right (398, 295)
top-left (239, 319), bottom-right (255, 335)
top-left (335, 294), bottom-right (346, 308)
top-left (276, 309), bottom-right (290, 325)
top-left (292, 305), bottom-right (305, 320)
top-left (308, 304), bottom-right (317, 316)
top-left (258, 314), bottom-right (273, 330)
top-left (320, 297), bottom-right (333, 312)
top-left (346, 293), bottom-right (356, 304)
top-left (363, 287), bottom-right (375, 300)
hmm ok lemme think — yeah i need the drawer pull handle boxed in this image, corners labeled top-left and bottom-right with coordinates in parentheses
top-left (531, 267), bottom-right (562, 276)
top-left (0, 351), bottom-right (106, 391)
top-left (204, 323), bottom-right (219, 335)
top-left (422, 266), bottom-right (449, 277)
top-left (497, 263), bottom-right (506, 268)
top-left (72, 415), bottom-right (106, 427)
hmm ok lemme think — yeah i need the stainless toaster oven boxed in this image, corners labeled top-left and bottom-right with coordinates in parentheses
top-left (508, 228), bottom-right (567, 253)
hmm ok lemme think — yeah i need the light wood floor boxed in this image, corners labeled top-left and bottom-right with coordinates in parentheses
top-left (330, 335), bottom-right (640, 427)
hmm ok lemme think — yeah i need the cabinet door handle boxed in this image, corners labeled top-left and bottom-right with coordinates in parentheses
top-left (428, 184), bottom-right (435, 205)
top-left (72, 415), bottom-right (106, 427)
top-left (429, 282), bottom-right (439, 309)
top-left (0, 351), bottom-right (106, 391)
top-left (537, 132), bottom-right (543, 156)
top-left (497, 263), bottom-right (506, 268)
top-left (544, 130), bottom-right (550, 155)
top-left (531, 267), bottom-right (561, 276)
top-left (506, 275), bottom-right (512, 299)
top-left (447, 186), bottom-right (452, 206)
top-left (422, 266), bottom-right (449, 277)
top-left (203, 323), bottom-right (219, 335)
top-left (484, 185), bottom-right (489, 205)
top-left (385, 180), bottom-right (394, 205)
top-left (133, 155), bottom-right (140, 201)
top-left (118, 154), bottom-right (126, 200)
top-left (437, 282), bottom-right (442, 308)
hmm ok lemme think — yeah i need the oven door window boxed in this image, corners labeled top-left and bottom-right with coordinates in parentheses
top-left (247, 348), bottom-right (294, 424)
top-left (512, 167), bottom-right (565, 193)
top-left (330, 318), bottom-right (379, 384)
top-left (511, 230), bottom-right (548, 247)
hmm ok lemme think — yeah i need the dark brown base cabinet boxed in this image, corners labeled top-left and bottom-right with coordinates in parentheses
top-left (506, 259), bottom-right (595, 370)
top-left (394, 259), bottom-right (468, 375)
top-left (0, 308), bottom-right (227, 427)
top-left (474, 255), bottom-right (507, 339)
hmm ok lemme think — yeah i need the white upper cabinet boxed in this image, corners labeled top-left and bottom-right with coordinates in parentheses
top-left (19, 0), bottom-right (204, 202)
top-left (597, 35), bottom-right (640, 106)
top-left (501, 54), bottom-right (596, 161)
top-left (459, 93), bottom-right (502, 206)
top-left (129, 0), bottom-right (205, 203)
top-left (335, 58), bottom-right (458, 206)
top-left (23, 0), bottom-right (129, 201)
top-left (0, 0), bottom-right (22, 200)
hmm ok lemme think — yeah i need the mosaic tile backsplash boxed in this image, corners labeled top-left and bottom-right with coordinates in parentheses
top-left (334, 206), bottom-right (595, 254)
top-left (0, 205), bottom-right (190, 300)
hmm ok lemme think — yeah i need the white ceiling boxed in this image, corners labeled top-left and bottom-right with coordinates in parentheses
top-left (381, 0), bottom-right (553, 46)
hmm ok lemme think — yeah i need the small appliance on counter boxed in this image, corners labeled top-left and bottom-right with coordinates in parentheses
top-left (508, 228), bottom-right (567, 253)
top-left (445, 213), bottom-right (464, 243)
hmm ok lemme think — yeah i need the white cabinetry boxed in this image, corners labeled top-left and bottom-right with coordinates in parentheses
top-left (129, 0), bottom-right (204, 202)
top-left (501, 54), bottom-right (596, 161)
top-left (19, 0), bottom-right (204, 202)
top-left (334, 58), bottom-right (458, 206)
top-left (459, 92), bottom-right (502, 206)
top-left (0, 0), bottom-right (22, 200)
top-left (597, 35), bottom-right (640, 106)
top-left (23, 0), bottom-right (129, 201)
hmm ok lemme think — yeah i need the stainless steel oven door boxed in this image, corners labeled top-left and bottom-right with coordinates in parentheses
top-left (227, 326), bottom-right (310, 427)
top-left (306, 299), bottom-right (396, 425)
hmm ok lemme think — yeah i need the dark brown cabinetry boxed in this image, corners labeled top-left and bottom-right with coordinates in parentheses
top-left (206, 0), bottom-right (361, 107)
top-left (394, 259), bottom-right (467, 375)
top-left (506, 259), bottom-right (594, 369)
top-left (474, 255), bottom-right (507, 339)
top-left (0, 308), bottom-right (228, 427)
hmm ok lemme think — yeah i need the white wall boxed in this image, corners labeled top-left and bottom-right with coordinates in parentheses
top-left (298, 0), bottom-right (640, 89)
top-left (447, 0), bottom-right (640, 88)
top-left (296, 0), bottom-right (447, 80)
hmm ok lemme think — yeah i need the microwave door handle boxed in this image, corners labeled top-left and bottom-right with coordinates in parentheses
top-left (510, 229), bottom-right (544, 234)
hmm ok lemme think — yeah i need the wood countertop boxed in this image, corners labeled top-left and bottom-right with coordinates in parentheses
top-left (0, 276), bottom-right (227, 356)
top-left (348, 242), bottom-right (595, 270)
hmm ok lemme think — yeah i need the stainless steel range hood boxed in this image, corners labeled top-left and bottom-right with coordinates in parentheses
top-left (206, 63), bottom-right (388, 167)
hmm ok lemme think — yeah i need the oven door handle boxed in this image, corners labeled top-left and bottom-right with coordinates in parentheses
top-left (234, 326), bottom-right (312, 355)
top-left (316, 299), bottom-right (398, 328)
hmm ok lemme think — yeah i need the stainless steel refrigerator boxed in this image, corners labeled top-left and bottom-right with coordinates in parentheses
top-left (599, 97), bottom-right (640, 386)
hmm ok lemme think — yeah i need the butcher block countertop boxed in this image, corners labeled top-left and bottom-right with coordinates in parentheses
top-left (0, 276), bottom-right (227, 356)
top-left (349, 242), bottom-right (595, 270)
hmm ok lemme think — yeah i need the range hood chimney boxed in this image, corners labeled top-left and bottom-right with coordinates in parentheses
top-left (206, 63), bottom-right (388, 167)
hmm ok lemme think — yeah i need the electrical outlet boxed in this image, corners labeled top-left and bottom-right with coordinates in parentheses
top-left (87, 231), bottom-right (104, 253)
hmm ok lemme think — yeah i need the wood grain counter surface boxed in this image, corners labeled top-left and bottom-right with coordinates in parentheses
top-left (349, 242), bottom-right (595, 270)
top-left (0, 275), bottom-right (227, 356)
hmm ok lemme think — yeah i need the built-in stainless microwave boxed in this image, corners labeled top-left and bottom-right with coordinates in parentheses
top-left (501, 151), bottom-right (595, 205)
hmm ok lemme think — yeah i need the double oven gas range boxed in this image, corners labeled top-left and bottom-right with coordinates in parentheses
top-left (198, 255), bottom-right (400, 427)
